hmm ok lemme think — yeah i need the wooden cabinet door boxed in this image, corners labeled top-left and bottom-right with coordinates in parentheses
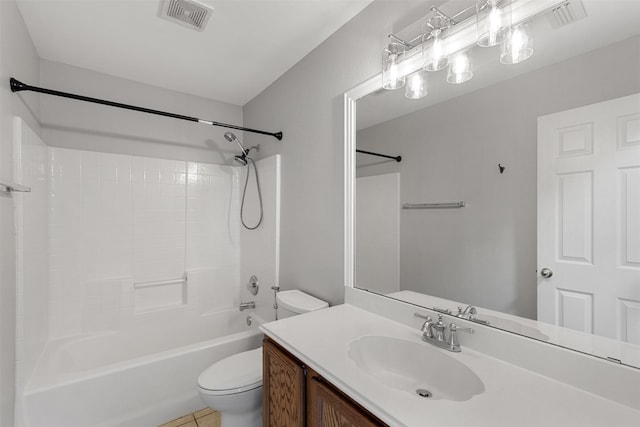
top-left (263, 338), bottom-right (306, 427)
top-left (306, 373), bottom-right (386, 427)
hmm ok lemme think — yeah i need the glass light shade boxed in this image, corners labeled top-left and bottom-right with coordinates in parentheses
top-left (423, 29), bottom-right (449, 72)
top-left (382, 42), bottom-right (406, 90)
top-left (447, 51), bottom-right (473, 84)
top-left (476, 0), bottom-right (511, 47)
top-left (500, 24), bottom-right (534, 64)
top-left (405, 70), bottom-right (428, 99)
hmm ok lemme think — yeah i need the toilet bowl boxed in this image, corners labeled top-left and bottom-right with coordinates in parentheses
top-left (197, 347), bottom-right (263, 427)
top-left (197, 291), bottom-right (328, 426)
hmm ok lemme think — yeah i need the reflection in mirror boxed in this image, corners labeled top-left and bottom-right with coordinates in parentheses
top-left (352, 0), bottom-right (640, 368)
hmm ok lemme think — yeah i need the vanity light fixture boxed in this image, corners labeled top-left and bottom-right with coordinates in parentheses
top-left (447, 50), bottom-right (473, 84)
top-left (500, 23), bottom-right (534, 64)
top-left (476, 0), bottom-right (512, 47)
top-left (423, 14), bottom-right (453, 72)
top-left (405, 69), bottom-right (429, 99)
top-left (382, 42), bottom-right (406, 90)
top-left (382, 0), bottom-right (546, 98)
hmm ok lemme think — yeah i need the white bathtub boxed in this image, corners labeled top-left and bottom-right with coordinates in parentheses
top-left (22, 309), bottom-right (263, 427)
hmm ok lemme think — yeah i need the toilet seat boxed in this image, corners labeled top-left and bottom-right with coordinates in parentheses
top-left (197, 347), bottom-right (263, 396)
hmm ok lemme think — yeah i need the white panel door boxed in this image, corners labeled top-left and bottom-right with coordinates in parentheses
top-left (538, 93), bottom-right (640, 342)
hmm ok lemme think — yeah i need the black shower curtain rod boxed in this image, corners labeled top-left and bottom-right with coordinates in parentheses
top-left (9, 78), bottom-right (283, 141)
top-left (356, 149), bottom-right (402, 162)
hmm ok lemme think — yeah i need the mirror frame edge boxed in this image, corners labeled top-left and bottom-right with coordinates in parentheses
top-left (344, 74), bottom-right (388, 289)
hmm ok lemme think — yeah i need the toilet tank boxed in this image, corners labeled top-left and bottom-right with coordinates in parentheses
top-left (276, 290), bottom-right (328, 319)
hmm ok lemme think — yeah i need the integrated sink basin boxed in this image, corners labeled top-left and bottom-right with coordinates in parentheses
top-left (348, 336), bottom-right (484, 401)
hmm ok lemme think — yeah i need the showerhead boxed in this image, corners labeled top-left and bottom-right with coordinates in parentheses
top-left (224, 131), bottom-right (248, 156)
top-left (234, 154), bottom-right (248, 166)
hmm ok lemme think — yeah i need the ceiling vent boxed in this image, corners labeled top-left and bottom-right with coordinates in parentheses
top-left (159, 0), bottom-right (213, 32)
top-left (545, 0), bottom-right (587, 29)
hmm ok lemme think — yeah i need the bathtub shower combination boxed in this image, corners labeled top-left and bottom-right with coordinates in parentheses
top-left (14, 118), bottom-right (281, 427)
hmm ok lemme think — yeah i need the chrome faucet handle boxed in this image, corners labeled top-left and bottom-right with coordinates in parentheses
top-left (450, 323), bottom-right (474, 334)
top-left (414, 313), bottom-right (434, 337)
top-left (448, 323), bottom-right (474, 352)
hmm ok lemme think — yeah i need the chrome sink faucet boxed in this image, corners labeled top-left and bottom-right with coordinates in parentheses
top-left (456, 305), bottom-right (491, 325)
top-left (415, 313), bottom-right (474, 352)
top-left (457, 305), bottom-right (477, 319)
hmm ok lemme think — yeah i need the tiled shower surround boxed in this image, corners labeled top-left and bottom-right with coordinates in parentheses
top-left (47, 149), bottom-right (242, 339)
top-left (47, 149), bottom-right (241, 339)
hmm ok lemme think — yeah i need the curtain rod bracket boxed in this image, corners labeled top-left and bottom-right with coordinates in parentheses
top-left (9, 77), bottom-right (284, 141)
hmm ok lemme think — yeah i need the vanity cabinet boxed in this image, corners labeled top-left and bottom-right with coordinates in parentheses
top-left (263, 337), bottom-right (386, 427)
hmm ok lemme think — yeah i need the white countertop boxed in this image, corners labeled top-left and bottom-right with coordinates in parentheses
top-left (260, 304), bottom-right (640, 427)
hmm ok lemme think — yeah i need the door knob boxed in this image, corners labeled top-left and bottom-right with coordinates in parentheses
top-left (540, 268), bottom-right (553, 278)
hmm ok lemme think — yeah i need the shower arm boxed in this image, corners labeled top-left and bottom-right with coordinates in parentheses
top-left (9, 78), bottom-right (283, 141)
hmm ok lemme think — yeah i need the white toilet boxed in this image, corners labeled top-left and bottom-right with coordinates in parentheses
top-left (196, 290), bottom-right (328, 427)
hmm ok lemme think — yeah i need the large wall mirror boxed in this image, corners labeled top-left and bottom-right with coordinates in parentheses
top-left (345, 0), bottom-right (640, 368)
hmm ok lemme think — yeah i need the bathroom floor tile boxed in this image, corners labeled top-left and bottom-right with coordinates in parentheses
top-left (195, 412), bottom-right (221, 427)
top-left (194, 407), bottom-right (214, 419)
top-left (157, 414), bottom-right (195, 427)
top-left (157, 409), bottom-right (221, 427)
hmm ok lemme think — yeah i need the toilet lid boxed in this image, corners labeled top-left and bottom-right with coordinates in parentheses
top-left (277, 290), bottom-right (329, 314)
top-left (198, 347), bottom-right (263, 394)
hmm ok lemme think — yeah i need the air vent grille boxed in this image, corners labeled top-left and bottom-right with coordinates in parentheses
top-left (159, 0), bottom-right (213, 32)
top-left (546, 0), bottom-right (587, 29)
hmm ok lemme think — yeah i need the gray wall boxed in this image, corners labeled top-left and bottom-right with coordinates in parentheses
top-left (40, 60), bottom-right (243, 164)
top-left (0, 1), bottom-right (41, 425)
top-left (243, 1), bottom-right (431, 305)
top-left (356, 36), bottom-right (640, 318)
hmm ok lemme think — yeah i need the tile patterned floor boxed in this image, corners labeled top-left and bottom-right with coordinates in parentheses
top-left (157, 408), bottom-right (221, 427)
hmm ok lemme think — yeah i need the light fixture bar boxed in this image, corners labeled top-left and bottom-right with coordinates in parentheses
top-left (430, 6), bottom-right (457, 25)
top-left (395, 0), bottom-right (567, 81)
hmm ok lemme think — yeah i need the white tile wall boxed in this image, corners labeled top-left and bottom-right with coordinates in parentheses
top-left (186, 162), bottom-right (241, 312)
top-left (13, 117), bottom-right (49, 395)
top-left (132, 157), bottom-right (186, 283)
top-left (45, 148), bottom-right (256, 338)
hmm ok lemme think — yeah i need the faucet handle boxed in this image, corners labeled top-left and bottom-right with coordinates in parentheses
top-left (415, 313), bottom-right (434, 339)
top-left (448, 323), bottom-right (474, 351)
top-left (450, 323), bottom-right (474, 334)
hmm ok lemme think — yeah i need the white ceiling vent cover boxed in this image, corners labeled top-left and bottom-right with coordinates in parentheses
top-left (545, 1), bottom-right (587, 29)
top-left (159, 0), bottom-right (213, 32)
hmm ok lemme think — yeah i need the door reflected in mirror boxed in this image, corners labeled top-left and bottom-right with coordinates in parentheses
top-left (351, 0), bottom-right (640, 368)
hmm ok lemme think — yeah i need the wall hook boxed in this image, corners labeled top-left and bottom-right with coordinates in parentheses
top-left (498, 164), bottom-right (506, 174)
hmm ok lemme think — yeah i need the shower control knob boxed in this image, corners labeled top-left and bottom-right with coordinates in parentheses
top-left (540, 268), bottom-right (553, 279)
top-left (247, 275), bottom-right (259, 295)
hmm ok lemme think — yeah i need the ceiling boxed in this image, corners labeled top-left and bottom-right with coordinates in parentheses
top-left (17, 0), bottom-right (372, 106)
top-left (358, 0), bottom-right (640, 130)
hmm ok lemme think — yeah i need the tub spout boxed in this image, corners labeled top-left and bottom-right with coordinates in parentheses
top-left (239, 301), bottom-right (255, 311)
